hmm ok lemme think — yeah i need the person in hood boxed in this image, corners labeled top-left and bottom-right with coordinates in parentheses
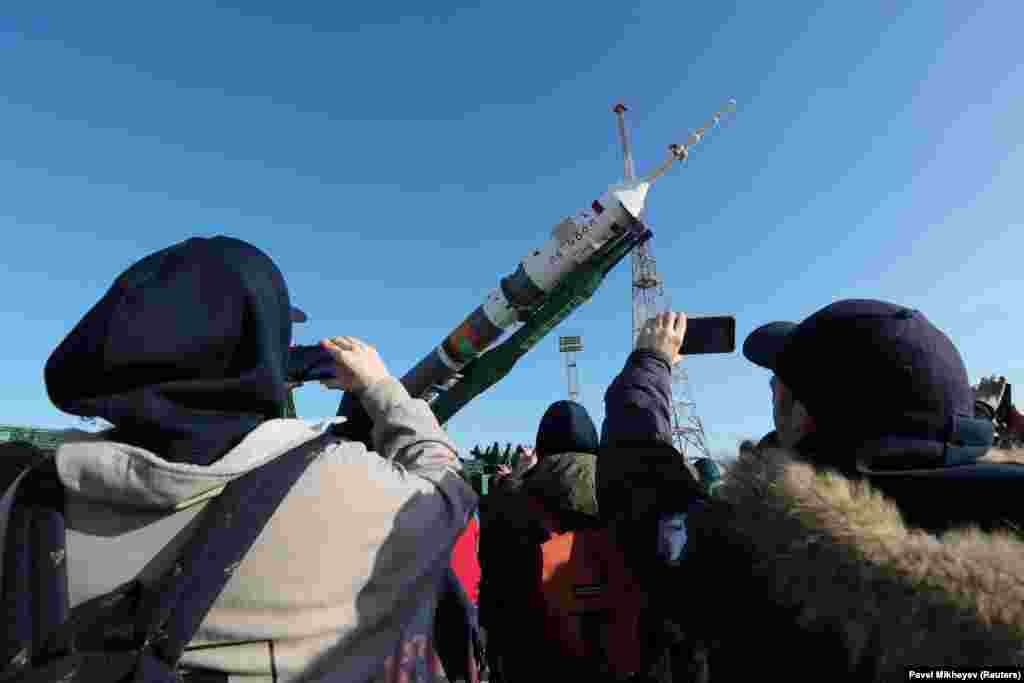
top-left (491, 401), bottom-right (597, 529)
top-left (477, 402), bottom-right (602, 682)
top-left (487, 398), bottom-right (596, 497)
top-left (600, 303), bottom-right (1024, 681)
top-left (534, 400), bottom-right (599, 460)
top-left (42, 236), bottom-right (477, 682)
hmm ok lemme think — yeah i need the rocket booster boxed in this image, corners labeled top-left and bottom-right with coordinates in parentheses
top-left (401, 180), bottom-right (651, 399)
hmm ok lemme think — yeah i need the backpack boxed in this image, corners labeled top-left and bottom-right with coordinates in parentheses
top-left (480, 452), bottom-right (647, 682)
top-left (480, 521), bottom-right (643, 683)
top-left (0, 430), bottom-right (333, 683)
top-left (537, 525), bottom-right (644, 681)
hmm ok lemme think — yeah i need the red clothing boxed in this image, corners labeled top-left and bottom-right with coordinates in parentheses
top-left (450, 514), bottom-right (481, 605)
top-left (1009, 406), bottom-right (1024, 436)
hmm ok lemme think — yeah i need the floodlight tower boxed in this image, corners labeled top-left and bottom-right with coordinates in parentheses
top-left (615, 102), bottom-right (711, 460)
top-left (559, 335), bottom-right (583, 401)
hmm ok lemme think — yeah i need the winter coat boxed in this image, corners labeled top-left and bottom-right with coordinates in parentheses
top-left (54, 377), bottom-right (477, 682)
top-left (599, 349), bottom-right (1024, 681)
top-left (687, 445), bottom-right (1024, 679)
top-left (451, 513), bottom-right (481, 606)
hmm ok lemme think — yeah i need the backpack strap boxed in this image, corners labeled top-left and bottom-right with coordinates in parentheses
top-left (1, 445), bottom-right (68, 679)
top-left (434, 566), bottom-right (481, 683)
top-left (3, 429), bottom-right (335, 682)
top-left (130, 429), bottom-right (337, 674)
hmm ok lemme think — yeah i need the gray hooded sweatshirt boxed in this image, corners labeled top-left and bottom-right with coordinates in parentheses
top-left (54, 377), bottom-right (477, 682)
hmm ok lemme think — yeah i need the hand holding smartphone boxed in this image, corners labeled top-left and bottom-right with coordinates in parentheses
top-left (680, 315), bottom-right (736, 355)
top-left (636, 312), bottom-right (736, 366)
top-left (289, 315), bottom-right (737, 388)
top-left (287, 344), bottom-right (338, 383)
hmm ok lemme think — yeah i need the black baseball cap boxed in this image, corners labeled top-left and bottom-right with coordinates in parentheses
top-left (743, 299), bottom-right (993, 469)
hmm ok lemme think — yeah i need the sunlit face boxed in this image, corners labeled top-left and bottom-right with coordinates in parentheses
top-left (771, 374), bottom-right (813, 448)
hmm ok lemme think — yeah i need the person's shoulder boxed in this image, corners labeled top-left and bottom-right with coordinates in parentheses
top-left (521, 453), bottom-right (598, 519)
top-left (524, 453), bottom-right (596, 487)
top-left (700, 447), bottom-right (1024, 641)
top-left (306, 434), bottom-right (477, 529)
top-left (534, 451), bottom-right (597, 466)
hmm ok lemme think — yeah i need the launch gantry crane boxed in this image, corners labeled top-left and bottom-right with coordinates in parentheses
top-left (615, 103), bottom-right (711, 460)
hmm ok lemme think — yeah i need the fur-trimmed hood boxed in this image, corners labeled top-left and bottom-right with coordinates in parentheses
top-left (690, 447), bottom-right (1024, 678)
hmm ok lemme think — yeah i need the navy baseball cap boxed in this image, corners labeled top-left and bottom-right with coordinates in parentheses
top-left (743, 299), bottom-right (993, 469)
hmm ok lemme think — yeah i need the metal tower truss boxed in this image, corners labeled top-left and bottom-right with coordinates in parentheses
top-left (631, 242), bottom-right (711, 460)
top-left (670, 365), bottom-right (711, 459)
top-left (630, 241), bottom-right (663, 348)
top-left (619, 102), bottom-right (711, 460)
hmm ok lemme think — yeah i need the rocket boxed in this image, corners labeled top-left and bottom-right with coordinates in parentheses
top-left (399, 99), bottom-right (736, 402)
top-left (400, 180), bottom-right (652, 399)
top-left (318, 99), bottom-right (736, 430)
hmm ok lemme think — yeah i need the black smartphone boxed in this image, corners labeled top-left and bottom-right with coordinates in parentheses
top-left (680, 315), bottom-right (736, 355)
top-left (287, 344), bottom-right (337, 383)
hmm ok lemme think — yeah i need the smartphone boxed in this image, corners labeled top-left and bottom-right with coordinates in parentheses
top-left (680, 315), bottom-right (736, 355)
top-left (288, 344), bottom-right (337, 383)
top-left (289, 315), bottom-right (736, 383)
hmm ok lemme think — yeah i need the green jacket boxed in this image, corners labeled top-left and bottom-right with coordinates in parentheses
top-left (520, 451), bottom-right (599, 523)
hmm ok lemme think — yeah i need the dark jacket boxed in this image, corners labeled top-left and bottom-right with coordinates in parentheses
top-left (598, 352), bottom-right (710, 683)
top-left (598, 351), bottom-right (705, 562)
top-left (600, 351), bottom-right (1024, 681)
top-left (601, 350), bottom-right (676, 449)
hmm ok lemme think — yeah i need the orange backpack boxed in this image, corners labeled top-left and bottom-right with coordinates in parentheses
top-left (538, 526), bottom-right (644, 679)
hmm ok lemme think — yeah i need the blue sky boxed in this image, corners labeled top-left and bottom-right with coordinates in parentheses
top-left (2, 2), bottom-right (1022, 458)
